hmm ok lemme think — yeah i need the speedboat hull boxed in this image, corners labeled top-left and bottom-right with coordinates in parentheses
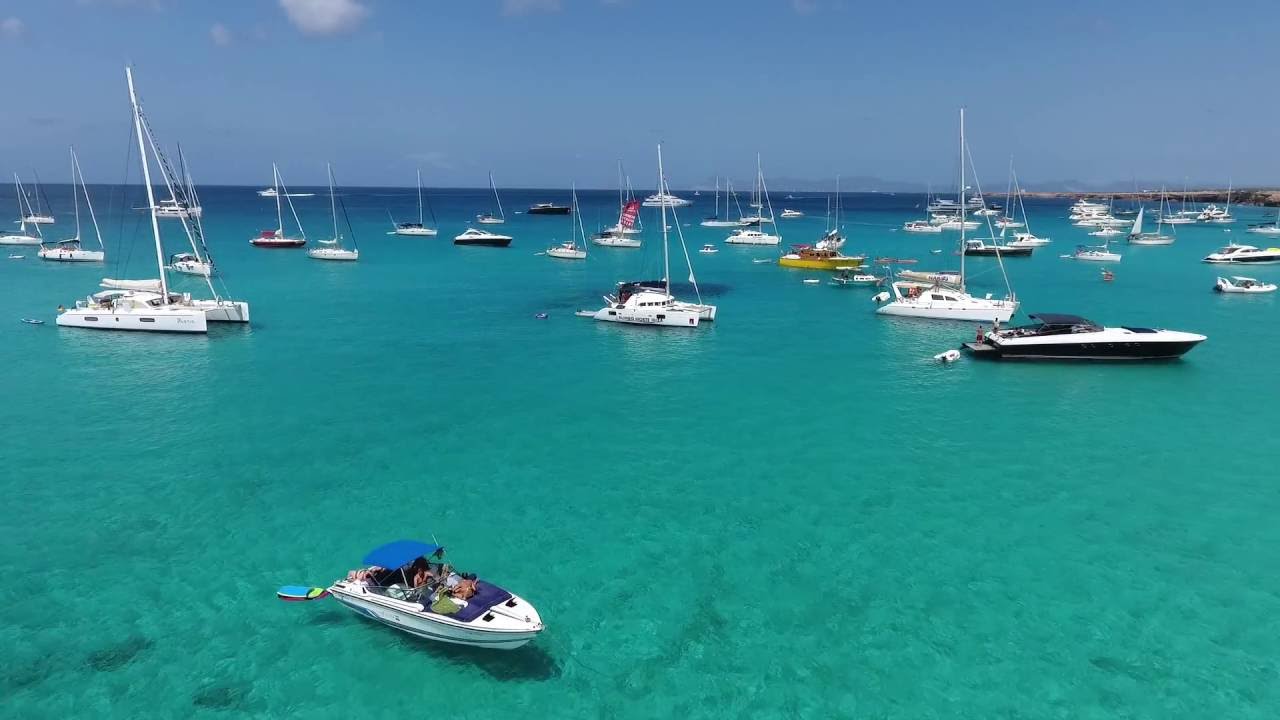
top-left (329, 581), bottom-right (543, 650)
top-left (194, 299), bottom-right (251, 323)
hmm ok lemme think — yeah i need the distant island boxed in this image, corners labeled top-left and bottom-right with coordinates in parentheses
top-left (1020, 189), bottom-right (1280, 206)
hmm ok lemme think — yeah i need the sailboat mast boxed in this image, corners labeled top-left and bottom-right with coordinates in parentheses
top-left (658, 144), bottom-right (670, 296)
top-left (72, 148), bottom-right (104, 250)
top-left (126, 66), bottom-right (170, 302)
top-left (490, 171), bottom-right (504, 220)
top-left (416, 168), bottom-right (424, 225)
top-left (329, 163), bottom-right (338, 242)
top-left (958, 107), bottom-right (967, 291)
top-left (273, 163), bottom-right (284, 232)
top-left (70, 147), bottom-right (81, 242)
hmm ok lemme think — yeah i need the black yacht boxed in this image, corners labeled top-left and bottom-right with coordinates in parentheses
top-left (963, 313), bottom-right (1206, 361)
top-left (527, 202), bottom-right (570, 215)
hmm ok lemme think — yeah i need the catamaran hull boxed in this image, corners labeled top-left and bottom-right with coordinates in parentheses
top-left (194, 300), bottom-right (250, 323)
top-left (56, 307), bottom-right (208, 333)
top-left (593, 307), bottom-right (702, 327)
top-left (877, 302), bottom-right (1017, 323)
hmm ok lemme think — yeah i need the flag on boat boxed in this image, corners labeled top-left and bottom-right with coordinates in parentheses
top-left (620, 200), bottom-right (641, 230)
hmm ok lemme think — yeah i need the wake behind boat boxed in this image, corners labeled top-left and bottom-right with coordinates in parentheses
top-left (323, 540), bottom-right (544, 650)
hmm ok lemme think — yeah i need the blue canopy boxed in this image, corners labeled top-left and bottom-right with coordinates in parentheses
top-left (362, 540), bottom-right (441, 569)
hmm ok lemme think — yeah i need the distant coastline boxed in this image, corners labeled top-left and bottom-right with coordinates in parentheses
top-left (1019, 189), bottom-right (1280, 207)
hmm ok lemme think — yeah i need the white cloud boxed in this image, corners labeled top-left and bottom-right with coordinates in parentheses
top-left (210, 22), bottom-right (232, 46)
top-left (502, 0), bottom-right (561, 16)
top-left (279, 0), bottom-right (369, 35)
top-left (1, 17), bottom-right (24, 40)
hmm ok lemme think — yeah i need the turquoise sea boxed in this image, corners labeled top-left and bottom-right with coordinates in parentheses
top-left (3, 183), bottom-right (1279, 718)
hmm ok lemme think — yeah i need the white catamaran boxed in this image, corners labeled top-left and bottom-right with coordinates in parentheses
top-left (876, 109), bottom-right (1019, 323)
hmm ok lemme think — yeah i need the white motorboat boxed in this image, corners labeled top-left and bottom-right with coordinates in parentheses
top-left (454, 228), bottom-right (512, 247)
top-left (1202, 243), bottom-right (1280, 264)
top-left (903, 219), bottom-right (943, 233)
top-left (40, 148), bottom-right (106, 263)
top-left (725, 228), bottom-right (780, 245)
top-left (154, 198), bottom-right (201, 219)
top-left (1089, 226), bottom-right (1122, 237)
top-left (545, 185), bottom-right (587, 260)
top-left (326, 540), bottom-right (544, 650)
top-left (964, 313), bottom-right (1206, 361)
top-left (1007, 232), bottom-right (1050, 248)
top-left (309, 164), bottom-right (360, 262)
top-left (1247, 223), bottom-right (1280, 235)
top-left (1071, 245), bottom-right (1122, 262)
top-left (168, 252), bottom-right (214, 276)
top-left (257, 187), bottom-right (314, 198)
top-left (474, 171), bottom-right (506, 224)
top-left (594, 144), bottom-right (716, 327)
top-left (876, 110), bottom-right (1019, 324)
top-left (780, 209), bottom-right (804, 218)
top-left (1215, 276), bottom-right (1277, 293)
top-left (699, 243), bottom-right (717, 254)
top-left (390, 169), bottom-right (439, 236)
top-left (642, 191), bottom-right (691, 208)
top-left (251, 164), bottom-right (307, 248)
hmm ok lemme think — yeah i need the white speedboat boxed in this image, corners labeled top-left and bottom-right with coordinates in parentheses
top-left (699, 243), bottom-right (717, 254)
top-left (1089, 227), bottom-right (1122, 237)
top-left (1007, 232), bottom-right (1050, 247)
top-left (390, 169), bottom-right (438, 236)
top-left (327, 540), bottom-right (544, 650)
top-left (1215, 276), bottom-right (1277, 293)
top-left (1202, 243), bottom-right (1280, 264)
top-left (725, 228), bottom-right (780, 245)
top-left (964, 313), bottom-right (1206, 361)
top-left (454, 228), bottom-right (512, 247)
top-left (1071, 245), bottom-right (1122, 262)
top-left (641, 191), bottom-right (691, 208)
top-left (903, 219), bottom-right (943, 233)
top-left (780, 209), bottom-right (804, 218)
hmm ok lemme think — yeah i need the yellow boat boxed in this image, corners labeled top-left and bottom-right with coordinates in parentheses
top-left (777, 245), bottom-right (864, 270)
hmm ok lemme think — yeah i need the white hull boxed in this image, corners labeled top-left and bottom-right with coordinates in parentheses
top-left (330, 583), bottom-right (543, 650)
top-left (591, 235), bottom-right (641, 248)
top-left (22, 215), bottom-right (55, 224)
top-left (594, 306), bottom-right (702, 327)
top-left (0, 235), bottom-right (42, 246)
top-left (877, 299), bottom-right (1017, 323)
top-left (602, 223), bottom-right (641, 235)
top-left (903, 222), bottom-right (943, 234)
top-left (57, 305), bottom-right (208, 333)
top-left (1073, 251), bottom-right (1122, 262)
top-left (393, 227), bottom-right (438, 236)
top-left (642, 194), bottom-right (692, 208)
top-left (155, 207), bottom-right (202, 219)
top-left (1128, 236), bottom-right (1174, 246)
top-left (725, 231), bottom-right (781, 245)
top-left (193, 299), bottom-right (251, 323)
top-left (476, 217), bottom-right (505, 225)
top-left (1246, 226), bottom-right (1280, 235)
top-left (546, 247), bottom-right (586, 259)
top-left (700, 220), bottom-right (741, 228)
top-left (39, 248), bottom-right (104, 262)
top-left (308, 247), bottom-right (360, 261)
top-left (170, 260), bottom-right (214, 276)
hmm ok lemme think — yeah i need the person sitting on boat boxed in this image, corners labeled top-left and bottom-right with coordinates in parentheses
top-left (453, 575), bottom-right (479, 601)
top-left (347, 565), bottom-right (384, 584)
top-left (412, 561), bottom-right (436, 589)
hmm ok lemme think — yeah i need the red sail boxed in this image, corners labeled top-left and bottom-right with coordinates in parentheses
top-left (619, 200), bottom-right (641, 230)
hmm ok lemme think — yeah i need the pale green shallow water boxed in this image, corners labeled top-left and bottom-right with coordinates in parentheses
top-left (2, 186), bottom-right (1279, 718)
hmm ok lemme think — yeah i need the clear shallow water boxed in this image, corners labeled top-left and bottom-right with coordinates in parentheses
top-left (3, 185), bottom-right (1279, 718)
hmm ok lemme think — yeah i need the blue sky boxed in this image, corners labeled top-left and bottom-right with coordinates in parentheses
top-left (1, 0), bottom-right (1277, 189)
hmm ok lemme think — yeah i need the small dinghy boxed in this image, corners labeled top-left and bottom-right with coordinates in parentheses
top-left (1215, 276), bottom-right (1277, 294)
top-left (934, 349), bottom-right (961, 363)
top-left (829, 270), bottom-right (883, 287)
top-left (535, 312), bottom-right (549, 319)
top-left (574, 310), bottom-right (596, 318)
top-left (752, 258), bottom-right (774, 264)
top-left (803, 278), bottom-right (821, 285)
top-left (20, 318), bottom-right (44, 325)
top-left (8, 254), bottom-right (24, 260)
top-left (699, 243), bottom-right (718, 254)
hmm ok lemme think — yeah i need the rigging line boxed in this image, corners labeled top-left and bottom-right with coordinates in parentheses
top-left (963, 136), bottom-right (1014, 299)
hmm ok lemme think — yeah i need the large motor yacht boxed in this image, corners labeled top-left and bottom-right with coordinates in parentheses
top-left (964, 313), bottom-right (1206, 361)
top-left (1202, 244), bottom-right (1280, 264)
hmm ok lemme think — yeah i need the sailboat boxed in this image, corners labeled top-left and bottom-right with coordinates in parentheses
top-left (876, 108), bottom-right (1019, 323)
top-left (475, 172), bottom-right (506, 224)
top-left (59, 67), bottom-right (211, 333)
top-left (155, 146), bottom-right (203, 219)
top-left (593, 144), bottom-right (716, 327)
top-left (1003, 162), bottom-right (1050, 247)
top-left (250, 163), bottom-right (307, 248)
top-left (701, 177), bottom-right (740, 227)
top-left (546, 184), bottom-right (587, 260)
top-left (19, 173), bottom-right (55, 224)
top-left (148, 143), bottom-right (215, 276)
top-left (1, 175), bottom-right (45, 245)
top-left (390, 169), bottom-right (438, 236)
top-left (1128, 189), bottom-right (1174, 246)
top-left (309, 164), bottom-right (360, 261)
top-left (726, 154), bottom-right (781, 245)
top-left (38, 148), bottom-right (105, 263)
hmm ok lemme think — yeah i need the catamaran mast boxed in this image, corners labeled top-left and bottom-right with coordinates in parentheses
top-left (658, 144), bottom-right (670, 296)
top-left (958, 107), bottom-right (967, 292)
top-left (126, 66), bottom-right (170, 302)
